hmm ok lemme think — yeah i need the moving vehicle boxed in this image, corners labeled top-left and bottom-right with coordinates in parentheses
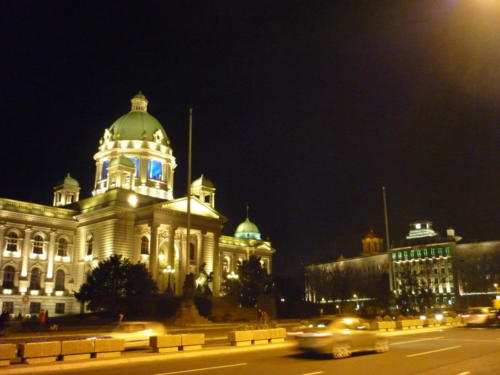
top-left (462, 307), bottom-right (499, 327)
top-left (296, 315), bottom-right (389, 358)
top-left (110, 321), bottom-right (167, 348)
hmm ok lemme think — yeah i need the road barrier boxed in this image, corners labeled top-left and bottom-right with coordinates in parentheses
top-left (228, 328), bottom-right (286, 346)
top-left (0, 344), bottom-right (16, 366)
top-left (180, 334), bottom-right (205, 351)
top-left (93, 338), bottom-right (124, 358)
top-left (18, 340), bottom-right (61, 364)
top-left (61, 339), bottom-right (93, 361)
top-left (370, 321), bottom-right (396, 331)
top-left (150, 335), bottom-right (182, 353)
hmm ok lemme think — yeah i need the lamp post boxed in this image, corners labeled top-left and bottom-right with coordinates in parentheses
top-left (163, 265), bottom-right (176, 295)
top-left (494, 283), bottom-right (499, 299)
top-left (227, 271), bottom-right (239, 280)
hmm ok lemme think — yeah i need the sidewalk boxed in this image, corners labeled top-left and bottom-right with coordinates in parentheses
top-left (0, 324), bottom-right (456, 375)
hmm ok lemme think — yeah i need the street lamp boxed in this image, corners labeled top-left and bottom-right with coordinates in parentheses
top-left (227, 271), bottom-right (239, 280)
top-left (163, 265), bottom-right (175, 295)
top-left (494, 283), bottom-right (499, 299)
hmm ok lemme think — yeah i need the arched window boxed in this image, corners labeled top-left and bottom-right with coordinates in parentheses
top-left (57, 238), bottom-right (68, 257)
top-left (222, 256), bottom-right (230, 272)
top-left (29, 268), bottom-right (41, 290)
top-left (33, 235), bottom-right (44, 254)
top-left (6, 232), bottom-right (18, 252)
top-left (2, 266), bottom-right (15, 289)
top-left (55, 269), bottom-right (65, 291)
top-left (86, 235), bottom-right (93, 256)
top-left (140, 236), bottom-right (149, 255)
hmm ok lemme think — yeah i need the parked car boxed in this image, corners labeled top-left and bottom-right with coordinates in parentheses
top-left (296, 315), bottom-right (389, 358)
top-left (110, 321), bottom-right (167, 348)
top-left (462, 307), bottom-right (499, 327)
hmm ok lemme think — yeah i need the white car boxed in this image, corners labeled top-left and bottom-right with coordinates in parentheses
top-left (110, 321), bottom-right (167, 348)
top-left (296, 316), bottom-right (389, 359)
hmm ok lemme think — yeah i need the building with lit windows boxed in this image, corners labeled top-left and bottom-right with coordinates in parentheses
top-left (0, 93), bottom-right (275, 316)
top-left (305, 222), bottom-right (499, 309)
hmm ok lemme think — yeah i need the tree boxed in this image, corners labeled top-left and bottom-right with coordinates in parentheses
top-left (75, 255), bottom-right (157, 314)
top-left (223, 255), bottom-right (272, 307)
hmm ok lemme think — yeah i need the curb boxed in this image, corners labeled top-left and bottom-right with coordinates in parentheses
top-left (0, 342), bottom-right (296, 374)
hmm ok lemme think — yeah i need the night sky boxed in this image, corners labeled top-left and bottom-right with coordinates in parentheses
top-left (1, 0), bottom-right (499, 278)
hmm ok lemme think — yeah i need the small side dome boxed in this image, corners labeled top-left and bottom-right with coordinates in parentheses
top-left (109, 155), bottom-right (135, 169)
top-left (56, 173), bottom-right (80, 187)
top-left (191, 174), bottom-right (214, 188)
top-left (235, 218), bottom-right (261, 240)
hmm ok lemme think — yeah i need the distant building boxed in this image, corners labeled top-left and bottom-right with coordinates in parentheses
top-left (0, 93), bottom-right (275, 316)
top-left (305, 222), bottom-right (499, 310)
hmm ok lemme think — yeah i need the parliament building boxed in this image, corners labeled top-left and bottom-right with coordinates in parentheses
top-left (0, 93), bottom-right (275, 316)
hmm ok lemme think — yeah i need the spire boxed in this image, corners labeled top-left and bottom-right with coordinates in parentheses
top-left (245, 202), bottom-right (250, 220)
top-left (130, 91), bottom-right (148, 112)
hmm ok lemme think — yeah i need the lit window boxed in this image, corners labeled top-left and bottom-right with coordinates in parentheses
top-left (6, 232), bottom-right (18, 252)
top-left (2, 266), bottom-right (15, 289)
top-left (129, 157), bottom-right (140, 177)
top-left (189, 243), bottom-right (196, 264)
top-left (148, 160), bottom-right (162, 180)
top-left (33, 236), bottom-right (44, 254)
top-left (57, 238), bottom-right (68, 257)
top-left (101, 160), bottom-right (110, 180)
top-left (55, 270), bottom-right (65, 291)
top-left (86, 235), bottom-right (93, 256)
top-left (55, 303), bottom-right (65, 314)
top-left (140, 236), bottom-right (149, 255)
top-left (29, 268), bottom-right (41, 290)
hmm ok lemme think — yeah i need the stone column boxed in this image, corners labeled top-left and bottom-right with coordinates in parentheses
top-left (20, 227), bottom-right (32, 278)
top-left (149, 224), bottom-right (158, 280)
top-left (0, 223), bottom-right (6, 255)
top-left (47, 230), bottom-right (56, 279)
top-left (212, 233), bottom-right (221, 296)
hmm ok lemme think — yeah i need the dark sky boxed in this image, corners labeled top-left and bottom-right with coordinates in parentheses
top-left (1, 0), bottom-right (499, 277)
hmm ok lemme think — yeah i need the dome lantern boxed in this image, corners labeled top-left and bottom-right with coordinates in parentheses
top-left (131, 91), bottom-right (148, 112)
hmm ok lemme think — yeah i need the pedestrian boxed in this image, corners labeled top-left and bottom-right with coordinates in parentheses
top-left (39, 310), bottom-right (46, 331)
top-left (262, 310), bottom-right (270, 327)
top-left (118, 312), bottom-right (124, 324)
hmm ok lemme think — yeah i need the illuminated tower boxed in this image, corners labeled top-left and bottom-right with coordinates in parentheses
top-left (191, 174), bottom-right (215, 208)
top-left (361, 229), bottom-right (384, 256)
top-left (53, 174), bottom-right (81, 207)
top-left (92, 92), bottom-right (177, 199)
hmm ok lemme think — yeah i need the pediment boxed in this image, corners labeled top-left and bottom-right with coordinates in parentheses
top-left (161, 197), bottom-right (221, 219)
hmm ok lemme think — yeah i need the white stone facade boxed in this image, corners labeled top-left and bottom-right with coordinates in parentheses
top-left (0, 93), bottom-right (275, 316)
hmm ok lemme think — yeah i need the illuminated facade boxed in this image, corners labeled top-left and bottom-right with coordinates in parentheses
top-left (0, 93), bottom-right (275, 316)
top-left (306, 222), bottom-right (499, 309)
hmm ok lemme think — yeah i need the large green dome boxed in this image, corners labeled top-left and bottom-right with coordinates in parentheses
top-left (107, 92), bottom-right (170, 146)
top-left (235, 218), bottom-right (261, 240)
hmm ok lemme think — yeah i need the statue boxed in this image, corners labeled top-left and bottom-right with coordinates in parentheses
top-left (170, 272), bottom-right (210, 326)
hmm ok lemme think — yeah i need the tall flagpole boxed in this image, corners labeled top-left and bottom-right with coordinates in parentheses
top-left (382, 186), bottom-right (390, 251)
top-left (186, 107), bottom-right (193, 275)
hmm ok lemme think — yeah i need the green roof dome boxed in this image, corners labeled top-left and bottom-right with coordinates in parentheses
top-left (235, 218), bottom-right (261, 240)
top-left (192, 174), bottom-right (215, 188)
top-left (107, 92), bottom-right (170, 146)
top-left (56, 173), bottom-right (80, 187)
top-left (109, 155), bottom-right (135, 169)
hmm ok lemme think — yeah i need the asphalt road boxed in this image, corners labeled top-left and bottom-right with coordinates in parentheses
top-left (55, 327), bottom-right (500, 375)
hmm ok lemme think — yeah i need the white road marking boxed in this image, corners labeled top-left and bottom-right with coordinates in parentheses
top-left (302, 372), bottom-right (324, 375)
top-left (391, 336), bottom-right (444, 346)
top-left (456, 372), bottom-right (471, 375)
top-left (155, 363), bottom-right (247, 375)
top-left (406, 345), bottom-right (461, 358)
